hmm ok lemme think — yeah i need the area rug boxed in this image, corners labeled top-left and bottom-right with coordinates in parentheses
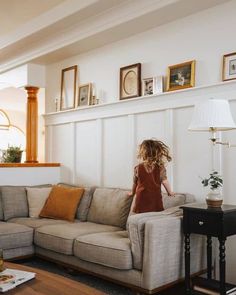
top-left (18, 257), bottom-right (133, 295)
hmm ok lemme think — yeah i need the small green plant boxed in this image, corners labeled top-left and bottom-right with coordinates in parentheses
top-left (201, 171), bottom-right (223, 191)
top-left (2, 146), bottom-right (23, 163)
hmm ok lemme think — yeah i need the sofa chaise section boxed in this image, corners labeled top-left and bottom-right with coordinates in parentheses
top-left (0, 221), bottom-right (34, 259)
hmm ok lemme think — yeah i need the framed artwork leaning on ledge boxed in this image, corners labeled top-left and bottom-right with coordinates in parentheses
top-left (120, 63), bottom-right (141, 100)
top-left (167, 60), bottom-right (195, 91)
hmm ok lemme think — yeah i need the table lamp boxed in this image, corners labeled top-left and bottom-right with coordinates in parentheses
top-left (188, 98), bottom-right (236, 147)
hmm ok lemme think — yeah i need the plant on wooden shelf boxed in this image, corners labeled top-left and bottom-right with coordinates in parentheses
top-left (1, 146), bottom-right (23, 163)
top-left (201, 171), bottom-right (223, 207)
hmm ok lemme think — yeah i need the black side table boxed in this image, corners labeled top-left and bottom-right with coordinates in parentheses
top-left (181, 203), bottom-right (236, 295)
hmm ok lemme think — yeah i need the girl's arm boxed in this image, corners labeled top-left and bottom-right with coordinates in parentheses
top-left (128, 166), bottom-right (138, 197)
top-left (162, 179), bottom-right (175, 196)
top-left (160, 166), bottom-right (175, 196)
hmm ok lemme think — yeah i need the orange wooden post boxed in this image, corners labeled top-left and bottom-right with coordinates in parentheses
top-left (25, 86), bottom-right (39, 163)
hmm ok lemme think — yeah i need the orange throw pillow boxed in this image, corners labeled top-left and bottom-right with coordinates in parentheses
top-left (39, 185), bottom-right (84, 221)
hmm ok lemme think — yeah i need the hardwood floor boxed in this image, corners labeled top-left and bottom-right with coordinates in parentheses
top-left (157, 283), bottom-right (184, 294)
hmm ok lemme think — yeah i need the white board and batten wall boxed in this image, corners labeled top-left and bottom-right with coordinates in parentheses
top-left (44, 1), bottom-right (236, 283)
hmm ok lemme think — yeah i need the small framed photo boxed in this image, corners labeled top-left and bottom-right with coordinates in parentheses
top-left (167, 60), bottom-right (195, 91)
top-left (77, 83), bottom-right (92, 107)
top-left (223, 52), bottom-right (236, 81)
top-left (142, 78), bottom-right (154, 96)
top-left (120, 63), bottom-right (141, 100)
top-left (142, 76), bottom-right (163, 96)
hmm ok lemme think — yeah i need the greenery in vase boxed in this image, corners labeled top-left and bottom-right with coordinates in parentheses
top-left (2, 146), bottom-right (23, 163)
top-left (201, 171), bottom-right (223, 191)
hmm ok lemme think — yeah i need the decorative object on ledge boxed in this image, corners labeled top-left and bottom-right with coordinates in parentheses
top-left (223, 52), bottom-right (236, 81)
top-left (0, 109), bottom-right (10, 130)
top-left (142, 76), bottom-right (163, 96)
top-left (142, 77), bottom-right (154, 95)
top-left (201, 171), bottom-right (223, 207)
top-left (188, 98), bottom-right (236, 147)
top-left (167, 60), bottom-right (195, 91)
top-left (120, 63), bottom-right (141, 100)
top-left (2, 146), bottom-right (23, 163)
top-left (77, 83), bottom-right (92, 107)
top-left (60, 65), bottom-right (77, 111)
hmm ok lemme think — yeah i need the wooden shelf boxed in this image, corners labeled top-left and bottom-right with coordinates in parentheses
top-left (0, 163), bottom-right (60, 168)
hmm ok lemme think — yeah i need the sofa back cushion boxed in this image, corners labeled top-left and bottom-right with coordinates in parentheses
top-left (0, 191), bottom-right (4, 220)
top-left (87, 188), bottom-right (132, 228)
top-left (26, 187), bottom-right (52, 218)
top-left (39, 185), bottom-right (84, 221)
top-left (1, 186), bottom-right (28, 221)
top-left (57, 183), bottom-right (95, 221)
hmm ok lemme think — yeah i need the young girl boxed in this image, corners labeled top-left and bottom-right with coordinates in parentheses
top-left (130, 139), bottom-right (174, 214)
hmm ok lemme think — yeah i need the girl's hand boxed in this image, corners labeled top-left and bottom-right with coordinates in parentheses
top-left (127, 192), bottom-right (134, 197)
top-left (168, 192), bottom-right (175, 197)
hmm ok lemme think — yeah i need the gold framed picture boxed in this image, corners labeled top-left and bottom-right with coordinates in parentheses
top-left (167, 60), bottom-right (195, 91)
top-left (77, 83), bottom-right (92, 107)
top-left (60, 65), bottom-right (77, 111)
top-left (223, 52), bottom-right (236, 81)
top-left (120, 63), bottom-right (141, 100)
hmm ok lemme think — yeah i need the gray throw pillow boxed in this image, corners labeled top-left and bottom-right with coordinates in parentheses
top-left (87, 188), bottom-right (133, 228)
top-left (1, 187), bottom-right (28, 220)
top-left (0, 190), bottom-right (4, 220)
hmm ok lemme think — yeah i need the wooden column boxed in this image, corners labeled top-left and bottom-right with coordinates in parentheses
top-left (25, 86), bottom-right (39, 163)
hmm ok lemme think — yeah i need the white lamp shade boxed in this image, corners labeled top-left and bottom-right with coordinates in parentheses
top-left (188, 99), bottom-right (236, 131)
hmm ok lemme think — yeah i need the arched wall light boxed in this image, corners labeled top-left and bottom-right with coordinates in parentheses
top-left (0, 109), bottom-right (10, 130)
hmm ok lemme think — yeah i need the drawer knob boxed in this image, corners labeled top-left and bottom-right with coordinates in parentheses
top-left (199, 221), bottom-right (204, 226)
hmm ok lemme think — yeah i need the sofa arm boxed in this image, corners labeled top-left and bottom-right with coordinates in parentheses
top-left (141, 216), bottom-right (206, 291)
top-left (127, 207), bottom-right (183, 270)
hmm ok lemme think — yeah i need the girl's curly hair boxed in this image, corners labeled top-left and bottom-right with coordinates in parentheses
top-left (138, 139), bottom-right (172, 167)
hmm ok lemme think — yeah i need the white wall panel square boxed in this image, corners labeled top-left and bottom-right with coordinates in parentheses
top-left (75, 120), bottom-right (98, 186)
top-left (173, 107), bottom-right (211, 200)
top-left (136, 111), bottom-right (167, 147)
top-left (222, 100), bottom-right (236, 205)
top-left (103, 116), bottom-right (131, 188)
top-left (51, 124), bottom-right (72, 183)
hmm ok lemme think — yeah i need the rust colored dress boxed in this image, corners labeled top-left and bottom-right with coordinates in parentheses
top-left (133, 163), bottom-right (166, 213)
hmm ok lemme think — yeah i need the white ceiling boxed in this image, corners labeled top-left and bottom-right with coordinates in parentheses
top-left (0, 0), bottom-right (231, 73)
top-left (0, 0), bottom-right (65, 36)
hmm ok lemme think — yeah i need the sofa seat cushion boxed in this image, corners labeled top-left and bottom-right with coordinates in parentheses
top-left (74, 231), bottom-right (132, 270)
top-left (0, 221), bottom-right (33, 249)
top-left (34, 222), bottom-right (121, 255)
top-left (8, 217), bottom-right (70, 229)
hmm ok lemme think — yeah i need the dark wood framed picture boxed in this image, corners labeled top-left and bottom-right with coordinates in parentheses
top-left (223, 52), bottom-right (236, 81)
top-left (60, 65), bottom-right (77, 110)
top-left (119, 63), bottom-right (141, 100)
top-left (167, 60), bottom-right (195, 91)
top-left (77, 83), bottom-right (92, 107)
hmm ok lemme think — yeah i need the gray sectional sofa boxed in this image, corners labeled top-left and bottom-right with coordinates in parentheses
top-left (0, 184), bottom-right (206, 294)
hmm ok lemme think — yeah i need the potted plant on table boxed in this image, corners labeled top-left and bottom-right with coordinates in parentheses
top-left (1, 146), bottom-right (23, 163)
top-left (201, 171), bottom-right (223, 207)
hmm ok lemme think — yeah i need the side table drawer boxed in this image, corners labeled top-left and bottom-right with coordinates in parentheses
top-left (188, 212), bottom-right (221, 236)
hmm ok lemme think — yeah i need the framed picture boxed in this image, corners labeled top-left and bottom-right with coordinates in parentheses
top-left (120, 63), bottom-right (141, 100)
top-left (223, 52), bottom-right (236, 81)
top-left (60, 65), bottom-right (77, 110)
top-left (142, 78), bottom-right (154, 96)
top-left (142, 76), bottom-right (163, 96)
top-left (167, 60), bottom-right (195, 91)
top-left (77, 83), bottom-right (92, 107)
